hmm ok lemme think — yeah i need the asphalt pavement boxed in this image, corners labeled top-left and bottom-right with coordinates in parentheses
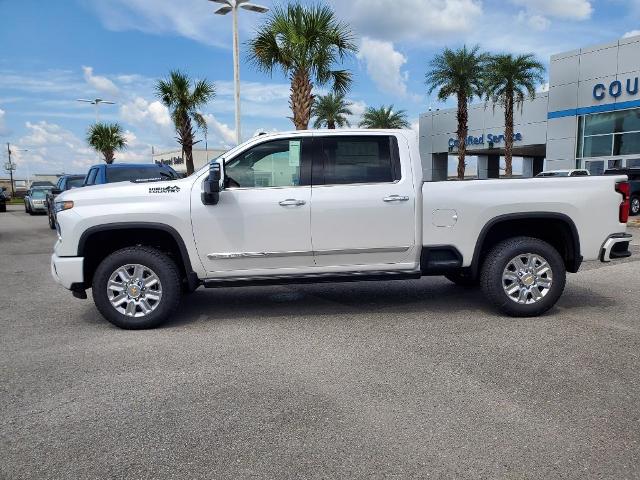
top-left (2, 204), bottom-right (640, 479)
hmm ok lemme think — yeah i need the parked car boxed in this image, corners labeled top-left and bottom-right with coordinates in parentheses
top-left (604, 167), bottom-right (640, 216)
top-left (24, 188), bottom-right (50, 214)
top-left (83, 163), bottom-right (179, 187)
top-left (536, 169), bottom-right (590, 177)
top-left (0, 187), bottom-right (8, 213)
top-left (46, 174), bottom-right (86, 229)
top-left (51, 130), bottom-right (632, 329)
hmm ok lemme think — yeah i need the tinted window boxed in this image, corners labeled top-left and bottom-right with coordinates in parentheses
top-left (317, 136), bottom-right (398, 185)
top-left (570, 170), bottom-right (589, 176)
top-left (66, 177), bottom-right (85, 189)
top-left (85, 168), bottom-right (98, 185)
top-left (225, 138), bottom-right (308, 188)
top-left (106, 167), bottom-right (177, 183)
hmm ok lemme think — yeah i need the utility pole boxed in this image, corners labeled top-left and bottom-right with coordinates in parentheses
top-left (6, 143), bottom-right (15, 197)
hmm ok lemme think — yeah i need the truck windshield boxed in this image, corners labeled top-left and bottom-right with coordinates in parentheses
top-left (106, 167), bottom-right (178, 183)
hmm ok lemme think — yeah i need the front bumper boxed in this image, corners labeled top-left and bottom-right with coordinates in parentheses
top-left (600, 233), bottom-right (633, 262)
top-left (51, 254), bottom-right (84, 289)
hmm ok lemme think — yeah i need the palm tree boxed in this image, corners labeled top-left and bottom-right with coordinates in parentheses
top-left (358, 105), bottom-right (410, 129)
top-left (86, 122), bottom-right (127, 164)
top-left (248, 3), bottom-right (357, 130)
top-left (483, 53), bottom-right (545, 176)
top-left (312, 93), bottom-right (352, 129)
top-left (425, 45), bottom-right (488, 180)
top-left (155, 70), bottom-right (215, 175)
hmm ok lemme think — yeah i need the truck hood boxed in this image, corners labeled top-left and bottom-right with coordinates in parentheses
top-left (57, 178), bottom-right (192, 204)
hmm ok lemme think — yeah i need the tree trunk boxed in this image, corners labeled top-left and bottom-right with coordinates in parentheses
top-left (328, 119), bottom-right (335, 129)
top-left (104, 150), bottom-right (114, 164)
top-left (290, 69), bottom-right (313, 130)
top-left (504, 93), bottom-right (514, 177)
top-left (178, 116), bottom-right (195, 176)
top-left (456, 91), bottom-right (468, 180)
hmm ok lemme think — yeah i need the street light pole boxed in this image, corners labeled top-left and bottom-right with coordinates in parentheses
top-left (76, 98), bottom-right (116, 123)
top-left (209, 0), bottom-right (269, 145)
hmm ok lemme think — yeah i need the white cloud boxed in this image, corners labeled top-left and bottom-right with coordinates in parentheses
top-left (358, 38), bottom-right (409, 97)
top-left (85, 0), bottom-right (234, 48)
top-left (511, 0), bottom-right (592, 21)
top-left (329, 0), bottom-right (482, 42)
top-left (13, 121), bottom-right (95, 174)
top-left (517, 11), bottom-right (551, 31)
top-left (203, 114), bottom-right (236, 146)
top-left (0, 109), bottom-right (9, 136)
top-left (623, 30), bottom-right (640, 39)
top-left (82, 66), bottom-right (119, 96)
top-left (120, 97), bottom-right (171, 129)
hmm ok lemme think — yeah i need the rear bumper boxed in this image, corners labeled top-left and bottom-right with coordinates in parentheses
top-left (51, 254), bottom-right (84, 289)
top-left (600, 233), bottom-right (633, 262)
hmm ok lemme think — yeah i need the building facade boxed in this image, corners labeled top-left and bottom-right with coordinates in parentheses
top-left (420, 34), bottom-right (640, 180)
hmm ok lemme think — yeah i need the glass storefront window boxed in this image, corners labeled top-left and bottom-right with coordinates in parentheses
top-left (584, 109), bottom-right (640, 136)
top-left (627, 159), bottom-right (640, 168)
top-left (583, 135), bottom-right (613, 157)
top-left (578, 109), bottom-right (640, 160)
top-left (614, 132), bottom-right (640, 156)
top-left (585, 160), bottom-right (605, 175)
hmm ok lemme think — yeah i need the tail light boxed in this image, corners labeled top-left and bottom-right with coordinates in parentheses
top-left (616, 181), bottom-right (630, 223)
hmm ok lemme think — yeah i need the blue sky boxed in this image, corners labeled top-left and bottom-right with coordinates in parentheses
top-left (1, 0), bottom-right (639, 176)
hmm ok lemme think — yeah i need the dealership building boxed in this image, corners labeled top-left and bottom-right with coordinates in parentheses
top-left (419, 34), bottom-right (640, 180)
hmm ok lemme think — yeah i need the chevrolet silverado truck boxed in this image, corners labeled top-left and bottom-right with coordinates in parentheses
top-left (50, 130), bottom-right (633, 329)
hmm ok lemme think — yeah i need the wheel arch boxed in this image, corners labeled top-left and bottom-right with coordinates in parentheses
top-left (470, 212), bottom-right (582, 276)
top-left (78, 222), bottom-right (199, 291)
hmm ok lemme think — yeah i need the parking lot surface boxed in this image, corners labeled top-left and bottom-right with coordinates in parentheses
top-left (2, 205), bottom-right (640, 479)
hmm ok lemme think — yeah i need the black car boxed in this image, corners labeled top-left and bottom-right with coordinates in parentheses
top-left (46, 174), bottom-right (85, 229)
top-left (0, 187), bottom-right (8, 213)
top-left (604, 168), bottom-right (640, 216)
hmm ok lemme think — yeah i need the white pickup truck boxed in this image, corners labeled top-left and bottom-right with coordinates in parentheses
top-left (51, 130), bottom-right (633, 329)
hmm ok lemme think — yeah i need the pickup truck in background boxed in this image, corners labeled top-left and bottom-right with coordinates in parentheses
top-left (605, 167), bottom-right (640, 216)
top-left (82, 162), bottom-right (180, 187)
top-left (50, 130), bottom-right (633, 329)
top-left (46, 174), bottom-right (85, 229)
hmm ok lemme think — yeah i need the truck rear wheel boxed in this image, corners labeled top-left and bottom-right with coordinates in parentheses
top-left (480, 237), bottom-right (566, 317)
top-left (92, 246), bottom-right (182, 329)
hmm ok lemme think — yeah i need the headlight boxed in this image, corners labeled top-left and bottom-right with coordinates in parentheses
top-left (55, 200), bottom-right (74, 213)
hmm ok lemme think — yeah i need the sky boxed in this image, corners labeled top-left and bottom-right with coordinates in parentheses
top-left (1, 0), bottom-right (639, 178)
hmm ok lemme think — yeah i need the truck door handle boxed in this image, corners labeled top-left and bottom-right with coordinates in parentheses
top-left (383, 195), bottom-right (410, 202)
top-left (279, 199), bottom-right (306, 206)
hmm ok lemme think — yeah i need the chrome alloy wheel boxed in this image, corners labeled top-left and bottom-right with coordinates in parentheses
top-left (107, 264), bottom-right (163, 317)
top-left (631, 197), bottom-right (640, 215)
top-left (502, 253), bottom-right (553, 305)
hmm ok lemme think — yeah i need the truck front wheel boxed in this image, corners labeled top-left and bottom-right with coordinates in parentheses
top-left (480, 237), bottom-right (566, 317)
top-left (92, 246), bottom-right (182, 329)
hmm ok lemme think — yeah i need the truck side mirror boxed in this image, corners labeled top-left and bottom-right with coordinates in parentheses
top-left (202, 161), bottom-right (223, 205)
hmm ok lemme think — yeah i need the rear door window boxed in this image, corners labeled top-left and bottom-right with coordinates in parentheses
top-left (314, 136), bottom-right (400, 185)
top-left (85, 168), bottom-right (98, 185)
top-left (106, 167), bottom-right (177, 183)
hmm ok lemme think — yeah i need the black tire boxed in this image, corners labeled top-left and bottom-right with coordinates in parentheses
top-left (92, 246), bottom-right (182, 329)
top-left (24, 202), bottom-right (29, 213)
top-left (480, 236), bottom-right (566, 317)
top-left (630, 196), bottom-right (640, 216)
top-left (48, 210), bottom-right (56, 229)
top-left (444, 271), bottom-right (479, 287)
